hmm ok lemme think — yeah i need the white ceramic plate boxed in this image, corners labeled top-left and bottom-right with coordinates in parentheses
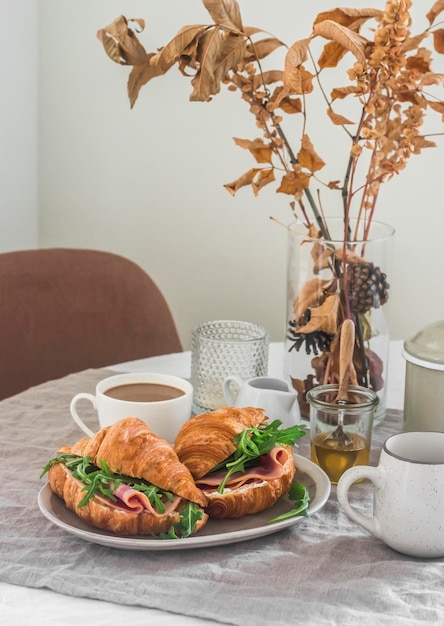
top-left (38, 454), bottom-right (330, 551)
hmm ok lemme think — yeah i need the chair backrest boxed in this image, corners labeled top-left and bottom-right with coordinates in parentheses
top-left (0, 248), bottom-right (182, 399)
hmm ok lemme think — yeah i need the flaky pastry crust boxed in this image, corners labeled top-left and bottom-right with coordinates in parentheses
top-left (70, 416), bottom-right (207, 507)
top-left (174, 406), bottom-right (266, 479)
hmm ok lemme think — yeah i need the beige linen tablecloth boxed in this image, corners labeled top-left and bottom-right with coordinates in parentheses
top-left (1, 368), bottom-right (443, 626)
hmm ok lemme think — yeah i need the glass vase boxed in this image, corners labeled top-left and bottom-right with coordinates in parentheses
top-left (284, 218), bottom-right (394, 424)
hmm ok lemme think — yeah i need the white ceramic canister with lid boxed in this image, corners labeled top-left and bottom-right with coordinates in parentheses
top-left (402, 321), bottom-right (444, 432)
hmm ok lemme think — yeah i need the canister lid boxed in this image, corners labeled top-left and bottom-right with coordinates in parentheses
top-left (403, 320), bottom-right (444, 371)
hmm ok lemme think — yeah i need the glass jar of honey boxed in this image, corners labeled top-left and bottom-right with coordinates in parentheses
top-left (307, 384), bottom-right (378, 484)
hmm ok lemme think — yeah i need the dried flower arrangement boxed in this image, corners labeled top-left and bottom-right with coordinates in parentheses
top-left (97, 0), bottom-right (444, 415)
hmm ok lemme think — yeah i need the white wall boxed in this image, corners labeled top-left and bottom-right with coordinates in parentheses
top-left (0, 1), bottom-right (38, 251)
top-left (36, 0), bottom-right (444, 349)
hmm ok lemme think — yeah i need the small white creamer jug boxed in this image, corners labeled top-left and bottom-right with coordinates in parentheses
top-left (223, 375), bottom-right (300, 428)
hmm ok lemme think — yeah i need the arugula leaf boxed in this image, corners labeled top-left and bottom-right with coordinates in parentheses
top-left (40, 453), bottom-right (81, 477)
top-left (209, 420), bottom-right (307, 494)
top-left (155, 501), bottom-right (203, 540)
top-left (41, 453), bottom-right (173, 513)
top-left (267, 482), bottom-right (310, 523)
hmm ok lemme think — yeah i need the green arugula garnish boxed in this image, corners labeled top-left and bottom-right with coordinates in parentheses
top-left (41, 453), bottom-right (173, 512)
top-left (209, 420), bottom-right (307, 494)
top-left (267, 482), bottom-right (310, 523)
top-left (156, 501), bottom-right (204, 540)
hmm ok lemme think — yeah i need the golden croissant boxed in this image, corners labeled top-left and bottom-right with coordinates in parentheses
top-left (174, 407), bottom-right (298, 519)
top-left (43, 417), bottom-right (208, 537)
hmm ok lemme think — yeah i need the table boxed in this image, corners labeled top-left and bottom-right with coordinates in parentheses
top-left (3, 342), bottom-right (444, 626)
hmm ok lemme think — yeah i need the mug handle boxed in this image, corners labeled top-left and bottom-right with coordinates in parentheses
top-left (223, 375), bottom-right (244, 404)
top-left (70, 393), bottom-right (97, 437)
top-left (336, 465), bottom-right (386, 538)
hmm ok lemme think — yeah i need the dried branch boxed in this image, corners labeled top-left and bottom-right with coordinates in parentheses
top-left (97, 0), bottom-right (444, 238)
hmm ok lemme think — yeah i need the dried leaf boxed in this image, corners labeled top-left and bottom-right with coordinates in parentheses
top-left (334, 246), bottom-right (366, 265)
top-left (275, 93), bottom-right (303, 114)
top-left (402, 32), bottom-right (430, 53)
top-left (124, 24), bottom-right (215, 106)
top-left (190, 30), bottom-right (246, 101)
top-left (284, 65), bottom-right (315, 95)
top-left (326, 107), bottom-right (355, 126)
top-left (283, 38), bottom-right (312, 93)
top-left (296, 293), bottom-right (340, 335)
top-left (433, 29), bottom-right (444, 54)
top-left (151, 25), bottom-right (208, 72)
top-left (297, 134), bottom-right (326, 173)
top-left (97, 30), bottom-right (123, 64)
top-left (252, 168), bottom-right (275, 195)
top-left (293, 278), bottom-right (333, 320)
top-left (313, 8), bottom-right (382, 29)
top-left (246, 37), bottom-right (285, 62)
top-left (421, 71), bottom-right (444, 87)
top-left (202, 0), bottom-right (243, 31)
top-left (427, 99), bottom-right (444, 121)
top-left (128, 53), bottom-right (166, 107)
top-left (224, 168), bottom-right (262, 196)
top-left (312, 21), bottom-right (368, 66)
top-left (190, 27), bottom-right (223, 100)
top-left (317, 41), bottom-right (350, 70)
top-left (396, 89), bottom-right (421, 105)
top-left (285, 37), bottom-right (311, 67)
top-left (179, 38), bottom-right (201, 74)
top-left (412, 136), bottom-right (437, 152)
top-left (331, 85), bottom-right (363, 101)
top-left (327, 180), bottom-right (341, 189)
top-left (314, 8), bottom-right (381, 69)
top-left (276, 170), bottom-right (311, 197)
top-left (233, 137), bottom-right (273, 164)
top-left (406, 53), bottom-right (431, 74)
top-left (97, 16), bottom-right (148, 66)
top-left (426, 0), bottom-right (444, 26)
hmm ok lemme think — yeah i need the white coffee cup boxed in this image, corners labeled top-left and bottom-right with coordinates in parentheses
top-left (337, 431), bottom-right (444, 557)
top-left (223, 375), bottom-right (300, 428)
top-left (70, 372), bottom-right (193, 443)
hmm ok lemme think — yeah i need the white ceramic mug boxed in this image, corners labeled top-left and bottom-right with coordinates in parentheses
top-left (223, 375), bottom-right (300, 427)
top-left (337, 431), bottom-right (444, 558)
top-left (70, 372), bottom-right (193, 443)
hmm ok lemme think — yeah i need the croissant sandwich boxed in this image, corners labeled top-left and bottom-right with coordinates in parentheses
top-left (174, 406), bottom-right (306, 519)
top-left (41, 417), bottom-right (209, 538)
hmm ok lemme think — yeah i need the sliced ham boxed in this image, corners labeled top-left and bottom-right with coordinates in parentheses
top-left (196, 445), bottom-right (292, 492)
top-left (113, 483), bottom-right (181, 516)
top-left (64, 466), bottom-right (181, 516)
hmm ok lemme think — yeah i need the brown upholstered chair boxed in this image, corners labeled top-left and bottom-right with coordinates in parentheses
top-left (0, 248), bottom-right (182, 400)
